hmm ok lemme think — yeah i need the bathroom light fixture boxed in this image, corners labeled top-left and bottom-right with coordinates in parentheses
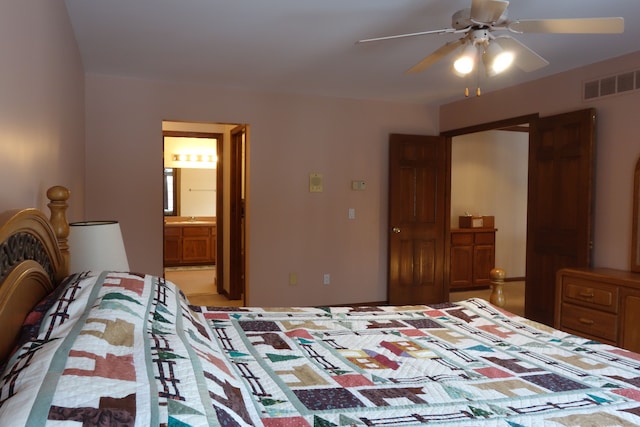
top-left (172, 153), bottom-right (217, 163)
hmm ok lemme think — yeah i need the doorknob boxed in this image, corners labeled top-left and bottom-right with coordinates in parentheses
top-left (392, 227), bottom-right (401, 234)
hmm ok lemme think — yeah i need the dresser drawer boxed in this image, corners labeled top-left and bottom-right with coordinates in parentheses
top-left (562, 278), bottom-right (618, 313)
top-left (474, 232), bottom-right (495, 245)
top-left (560, 303), bottom-right (617, 342)
top-left (451, 233), bottom-right (473, 245)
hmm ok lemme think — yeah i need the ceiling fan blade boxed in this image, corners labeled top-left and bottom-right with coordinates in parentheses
top-left (509, 17), bottom-right (624, 34)
top-left (356, 28), bottom-right (456, 44)
top-left (406, 38), bottom-right (465, 74)
top-left (470, 0), bottom-right (509, 23)
top-left (493, 36), bottom-right (549, 72)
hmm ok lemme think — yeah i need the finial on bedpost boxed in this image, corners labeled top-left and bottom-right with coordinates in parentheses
top-left (489, 267), bottom-right (506, 307)
top-left (47, 186), bottom-right (70, 278)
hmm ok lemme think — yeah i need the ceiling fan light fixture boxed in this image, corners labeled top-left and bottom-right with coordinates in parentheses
top-left (453, 43), bottom-right (477, 75)
top-left (484, 42), bottom-right (514, 76)
top-left (493, 51), bottom-right (514, 72)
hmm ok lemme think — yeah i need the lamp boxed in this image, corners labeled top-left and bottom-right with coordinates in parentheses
top-left (483, 42), bottom-right (514, 76)
top-left (68, 221), bottom-right (130, 273)
top-left (453, 43), bottom-right (477, 76)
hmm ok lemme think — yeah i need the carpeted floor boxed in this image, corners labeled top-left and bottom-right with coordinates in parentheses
top-left (164, 266), bottom-right (244, 307)
top-left (450, 281), bottom-right (525, 316)
top-left (165, 267), bottom-right (525, 313)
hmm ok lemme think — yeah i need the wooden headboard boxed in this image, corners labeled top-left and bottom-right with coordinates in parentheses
top-left (0, 186), bottom-right (70, 362)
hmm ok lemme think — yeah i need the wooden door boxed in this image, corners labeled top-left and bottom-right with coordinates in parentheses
top-left (229, 125), bottom-right (246, 301)
top-left (388, 134), bottom-right (449, 305)
top-left (525, 109), bottom-right (596, 325)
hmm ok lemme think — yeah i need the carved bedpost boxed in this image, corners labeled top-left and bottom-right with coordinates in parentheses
top-left (46, 186), bottom-right (70, 278)
top-left (489, 267), bottom-right (506, 307)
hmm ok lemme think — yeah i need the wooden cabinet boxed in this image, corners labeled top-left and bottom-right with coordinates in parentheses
top-left (450, 228), bottom-right (496, 290)
top-left (163, 226), bottom-right (182, 265)
top-left (555, 268), bottom-right (640, 352)
top-left (164, 223), bottom-right (216, 266)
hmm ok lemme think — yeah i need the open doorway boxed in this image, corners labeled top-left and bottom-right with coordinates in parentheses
top-left (161, 120), bottom-right (248, 306)
top-left (447, 120), bottom-right (530, 316)
top-left (444, 110), bottom-right (595, 326)
top-left (388, 111), bottom-right (594, 325)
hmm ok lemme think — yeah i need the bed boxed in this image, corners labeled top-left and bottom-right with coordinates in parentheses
top-left (3, 188), bottom-right (640, 426)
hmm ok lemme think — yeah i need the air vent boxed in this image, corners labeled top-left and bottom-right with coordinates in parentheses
top-left (584, 69), bottom-right (640, 101)
top-left (618, 72), bottom-right (634, 92)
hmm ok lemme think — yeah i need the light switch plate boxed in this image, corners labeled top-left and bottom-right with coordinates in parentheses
top-left (310, 173), bottom-right (323, 192)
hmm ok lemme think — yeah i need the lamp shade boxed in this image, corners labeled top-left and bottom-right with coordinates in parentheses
top-left (68, 221), bottom-right (130, 273)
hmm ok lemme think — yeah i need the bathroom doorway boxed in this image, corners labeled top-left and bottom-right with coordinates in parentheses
top-left (161, 120), bottom-right (248, 305)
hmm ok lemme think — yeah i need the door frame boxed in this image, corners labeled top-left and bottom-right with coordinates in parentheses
top-left (228, 125), bottom-right (246, 301)
top-left (441, 110), bottom-right (595, 325)
top-left (162, 130), bottom-right (223, 290)
top-left (441, 114), bottom-right (537, 296)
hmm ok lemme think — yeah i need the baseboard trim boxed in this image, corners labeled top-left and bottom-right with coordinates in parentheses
top-left (324, 301), bottom-right (388, 307)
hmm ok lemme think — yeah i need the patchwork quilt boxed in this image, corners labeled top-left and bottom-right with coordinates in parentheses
top-left (195, 303), bottom-right (640, 426)
top-left (3, 272), bottom-right (640, 426)
top-left (0, 272), bottom-right (255, 426)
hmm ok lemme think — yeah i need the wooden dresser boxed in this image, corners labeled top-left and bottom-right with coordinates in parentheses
top-left (450, 228), bottom-right (496, 290)
top-left (555, 267), bottom-right (640, 352)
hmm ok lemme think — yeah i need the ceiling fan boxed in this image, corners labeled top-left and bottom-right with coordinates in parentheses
top-left (357, 0), bottom-right (624, 79)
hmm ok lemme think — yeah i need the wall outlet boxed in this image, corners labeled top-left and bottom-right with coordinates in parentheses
top-left (289, 272), bottom-right (298, 286)
top-left (323, 273), bottom-right (330, 285)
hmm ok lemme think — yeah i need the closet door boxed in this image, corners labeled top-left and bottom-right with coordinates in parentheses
top-left (525, 109), bottom-right (596, 326)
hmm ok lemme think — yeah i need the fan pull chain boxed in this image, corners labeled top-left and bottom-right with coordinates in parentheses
top-left (463, 85), bottom-right (481, 97)
top-left (463, 65), bottom-right (483, 98)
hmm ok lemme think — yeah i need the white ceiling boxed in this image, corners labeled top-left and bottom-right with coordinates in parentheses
top-left (64, 0), bottom-right (640, 106)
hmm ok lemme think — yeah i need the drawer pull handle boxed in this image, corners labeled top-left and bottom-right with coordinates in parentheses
top-left (578, 317), bottom-right (595, 325)
top-left (578, 292), bottom-right (595, 298)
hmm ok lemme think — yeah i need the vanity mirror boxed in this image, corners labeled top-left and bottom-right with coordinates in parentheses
top-left (632, 157), bottom-right (640, 273)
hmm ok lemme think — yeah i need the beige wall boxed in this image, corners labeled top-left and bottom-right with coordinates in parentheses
top-left (0, 1), bottom-right (85, 218)
top-left (84, 74), bottom-right (438, 305)
top-left (10, 2), bottom-right (637, 304)
top-left (441, 51), bottom-right (640, 272)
